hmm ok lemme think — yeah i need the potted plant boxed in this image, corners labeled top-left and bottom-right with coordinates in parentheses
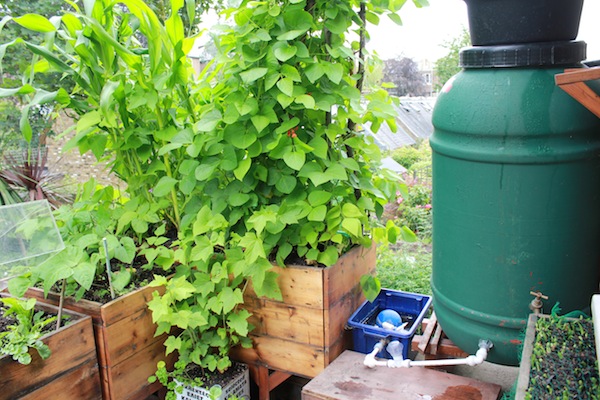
top-left (147, 0), bottom-right (418, 390)
top-left (0, 295), bottom-right (101, 399)
top-left (147, 271), bottom-right (253, 400)
top-left (515, 308), bottom-right (599, 399)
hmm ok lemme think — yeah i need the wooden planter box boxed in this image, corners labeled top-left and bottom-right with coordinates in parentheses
top-left (26, 283), bottom-right (174, 400)
top-left (516, 313), bottom-right (598, 399)
top-left (0, 296), bottom-right (101, 399)
top-left (232, 244), bottom-right (376, 378)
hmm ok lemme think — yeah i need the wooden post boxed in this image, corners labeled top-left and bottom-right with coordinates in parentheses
top-left (248, 364), bottom-right (292, 400)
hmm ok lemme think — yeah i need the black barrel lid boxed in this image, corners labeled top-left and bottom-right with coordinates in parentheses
top-left (460, 41), bottom-right (586, 68)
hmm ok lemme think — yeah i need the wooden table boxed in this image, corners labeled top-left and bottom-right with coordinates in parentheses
top-left (301, 350), bottom-right (502, 400)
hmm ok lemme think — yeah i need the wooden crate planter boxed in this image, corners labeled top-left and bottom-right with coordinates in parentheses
top-left (0, 297), bottom-right (101, 399)
top-left (26, 283), bottom-right (174, 400)
top-left (516, 313), bottom-right (599, 399)
top-left (232, 244), bottom-right (376, 378)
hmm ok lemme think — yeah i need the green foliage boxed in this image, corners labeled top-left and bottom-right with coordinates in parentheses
top-left (393, 146), bottom-right (421, 170)
top-left (433, 27), bottom-right (470, 92)
top-left (0, 297), bottom-right (55, 365)
top-left (0, 99), bottom-right (22, 152)
top-left (363, 56), bottom-right (384, 91)
top-left (7, 179), bottom-right (176, 301)
top-left (148, 267), bottom-right (253, 391)
top-left (0, 177), bottom-right (21, 205)
top-left (376, 243), bottom-right (431, 295)
top-left (388, 139), bottom-right (431, 170)
top-left (1, 0), bottom-right (423, 389)
top-left (0, 100), bottom-right (57, 155)
top-left (385, 142), bottom-right (432, 241)
top-left (395, 182), bottom-right (432, 240)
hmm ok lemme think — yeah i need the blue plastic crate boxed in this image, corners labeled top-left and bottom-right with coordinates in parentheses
top-left (347, 289), bottom-right (432, 360)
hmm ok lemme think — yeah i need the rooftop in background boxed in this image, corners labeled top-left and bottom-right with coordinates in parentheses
top-left (367, 97), bottom-right (435, 151)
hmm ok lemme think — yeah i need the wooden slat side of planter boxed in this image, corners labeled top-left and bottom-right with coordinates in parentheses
top-left (105, 335), bottom-right (177, 400)
top-left (233, 335), bottom-right (326, 378)
top-left (244, 264), bottom-right (326, 308)
top-left (19, 358), bottom-right (103, 400)
top-left (244, 297), bottom-right (325, 345)
top-left (323, 285), bottom-right (365, 362)
top-left (322, 244), bottom-right (376, 310)
top-left (234, 244), bottom-right (376, 378)
top-left (515, 313), bottom-right (538, 400)
top-left (323, 244), bottom-right (376, 347)
top-left (25, 283), bottom-right (169, 400)
top-left (96, 289), bottom-right (163, 366)
top-left (0, 300), bottom-right (101, 400)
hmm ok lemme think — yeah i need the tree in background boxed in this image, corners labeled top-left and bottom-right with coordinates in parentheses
top-left (0, 0), bottom-right (217, 83)
top-left (146, 0), bottom-right (223, 31)
top-left (382, 56), bottom-right (428, 97)
top-left (433, 27), bottom-right (470, 92)
top-left (0, 1), bottom-right (72, 151)
top-left (0, 0), bottom-right (67, 86)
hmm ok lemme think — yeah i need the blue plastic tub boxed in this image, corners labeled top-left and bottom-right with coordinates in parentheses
top-left (347, 289), bottom-right (432, 360)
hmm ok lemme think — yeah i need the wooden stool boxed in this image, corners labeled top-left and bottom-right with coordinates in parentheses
top-left (301, 350), bottom-right (502, 400)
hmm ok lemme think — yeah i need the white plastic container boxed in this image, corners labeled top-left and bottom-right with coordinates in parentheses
top-left (592, 294), bottom-right (600, 368)
top-left (176, 364), bottom-right (250, 400)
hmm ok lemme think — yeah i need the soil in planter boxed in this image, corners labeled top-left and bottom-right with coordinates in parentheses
top-left (44, 254), bottom-right (172, 304)
top-left (0, 304), bottom-right (71, 335)
top-left (527, 317), bottom-right (599, 399)
top-left (1, 302), bottom-right (73, 365)
top-left (80, 263), bottom-right (169, 304)
top-left (0, 306), bottom-right (17, 333)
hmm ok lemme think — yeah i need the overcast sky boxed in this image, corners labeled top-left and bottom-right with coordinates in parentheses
top-left (368, 0), bottom-right (600, 62)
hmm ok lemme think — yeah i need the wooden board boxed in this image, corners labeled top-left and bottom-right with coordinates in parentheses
top-left (234, 244), bottom-right (376, 378)
top-left (411, 316), bottom-right (470, 359)
top-left (0, 298), bottom-right (101, 400)
top-left (26, 283), bottom-right (170, 400)
top-left (301, 350), bottom-right (502, 400)
top-left (106, 336), bottom-right (176, 400)
top-left (555, 67), bottom-right (600, 118)
top-left (19, 358), bottom-right (103, 400)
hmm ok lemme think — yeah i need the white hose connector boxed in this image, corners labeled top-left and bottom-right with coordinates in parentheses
top-left (363, 338), bottom-right (493, 369)
top-left (364, 339), bottom-right (387, 368)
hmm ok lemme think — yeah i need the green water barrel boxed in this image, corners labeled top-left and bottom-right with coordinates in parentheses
top-left (430, 41), bottom-right (600, 365)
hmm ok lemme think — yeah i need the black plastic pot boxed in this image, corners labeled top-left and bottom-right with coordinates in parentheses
top-left (464, 0), bottom-right (584, 46)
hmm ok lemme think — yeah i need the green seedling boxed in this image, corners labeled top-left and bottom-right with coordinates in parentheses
top-left (0, 297), bottom-right (56, 365)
